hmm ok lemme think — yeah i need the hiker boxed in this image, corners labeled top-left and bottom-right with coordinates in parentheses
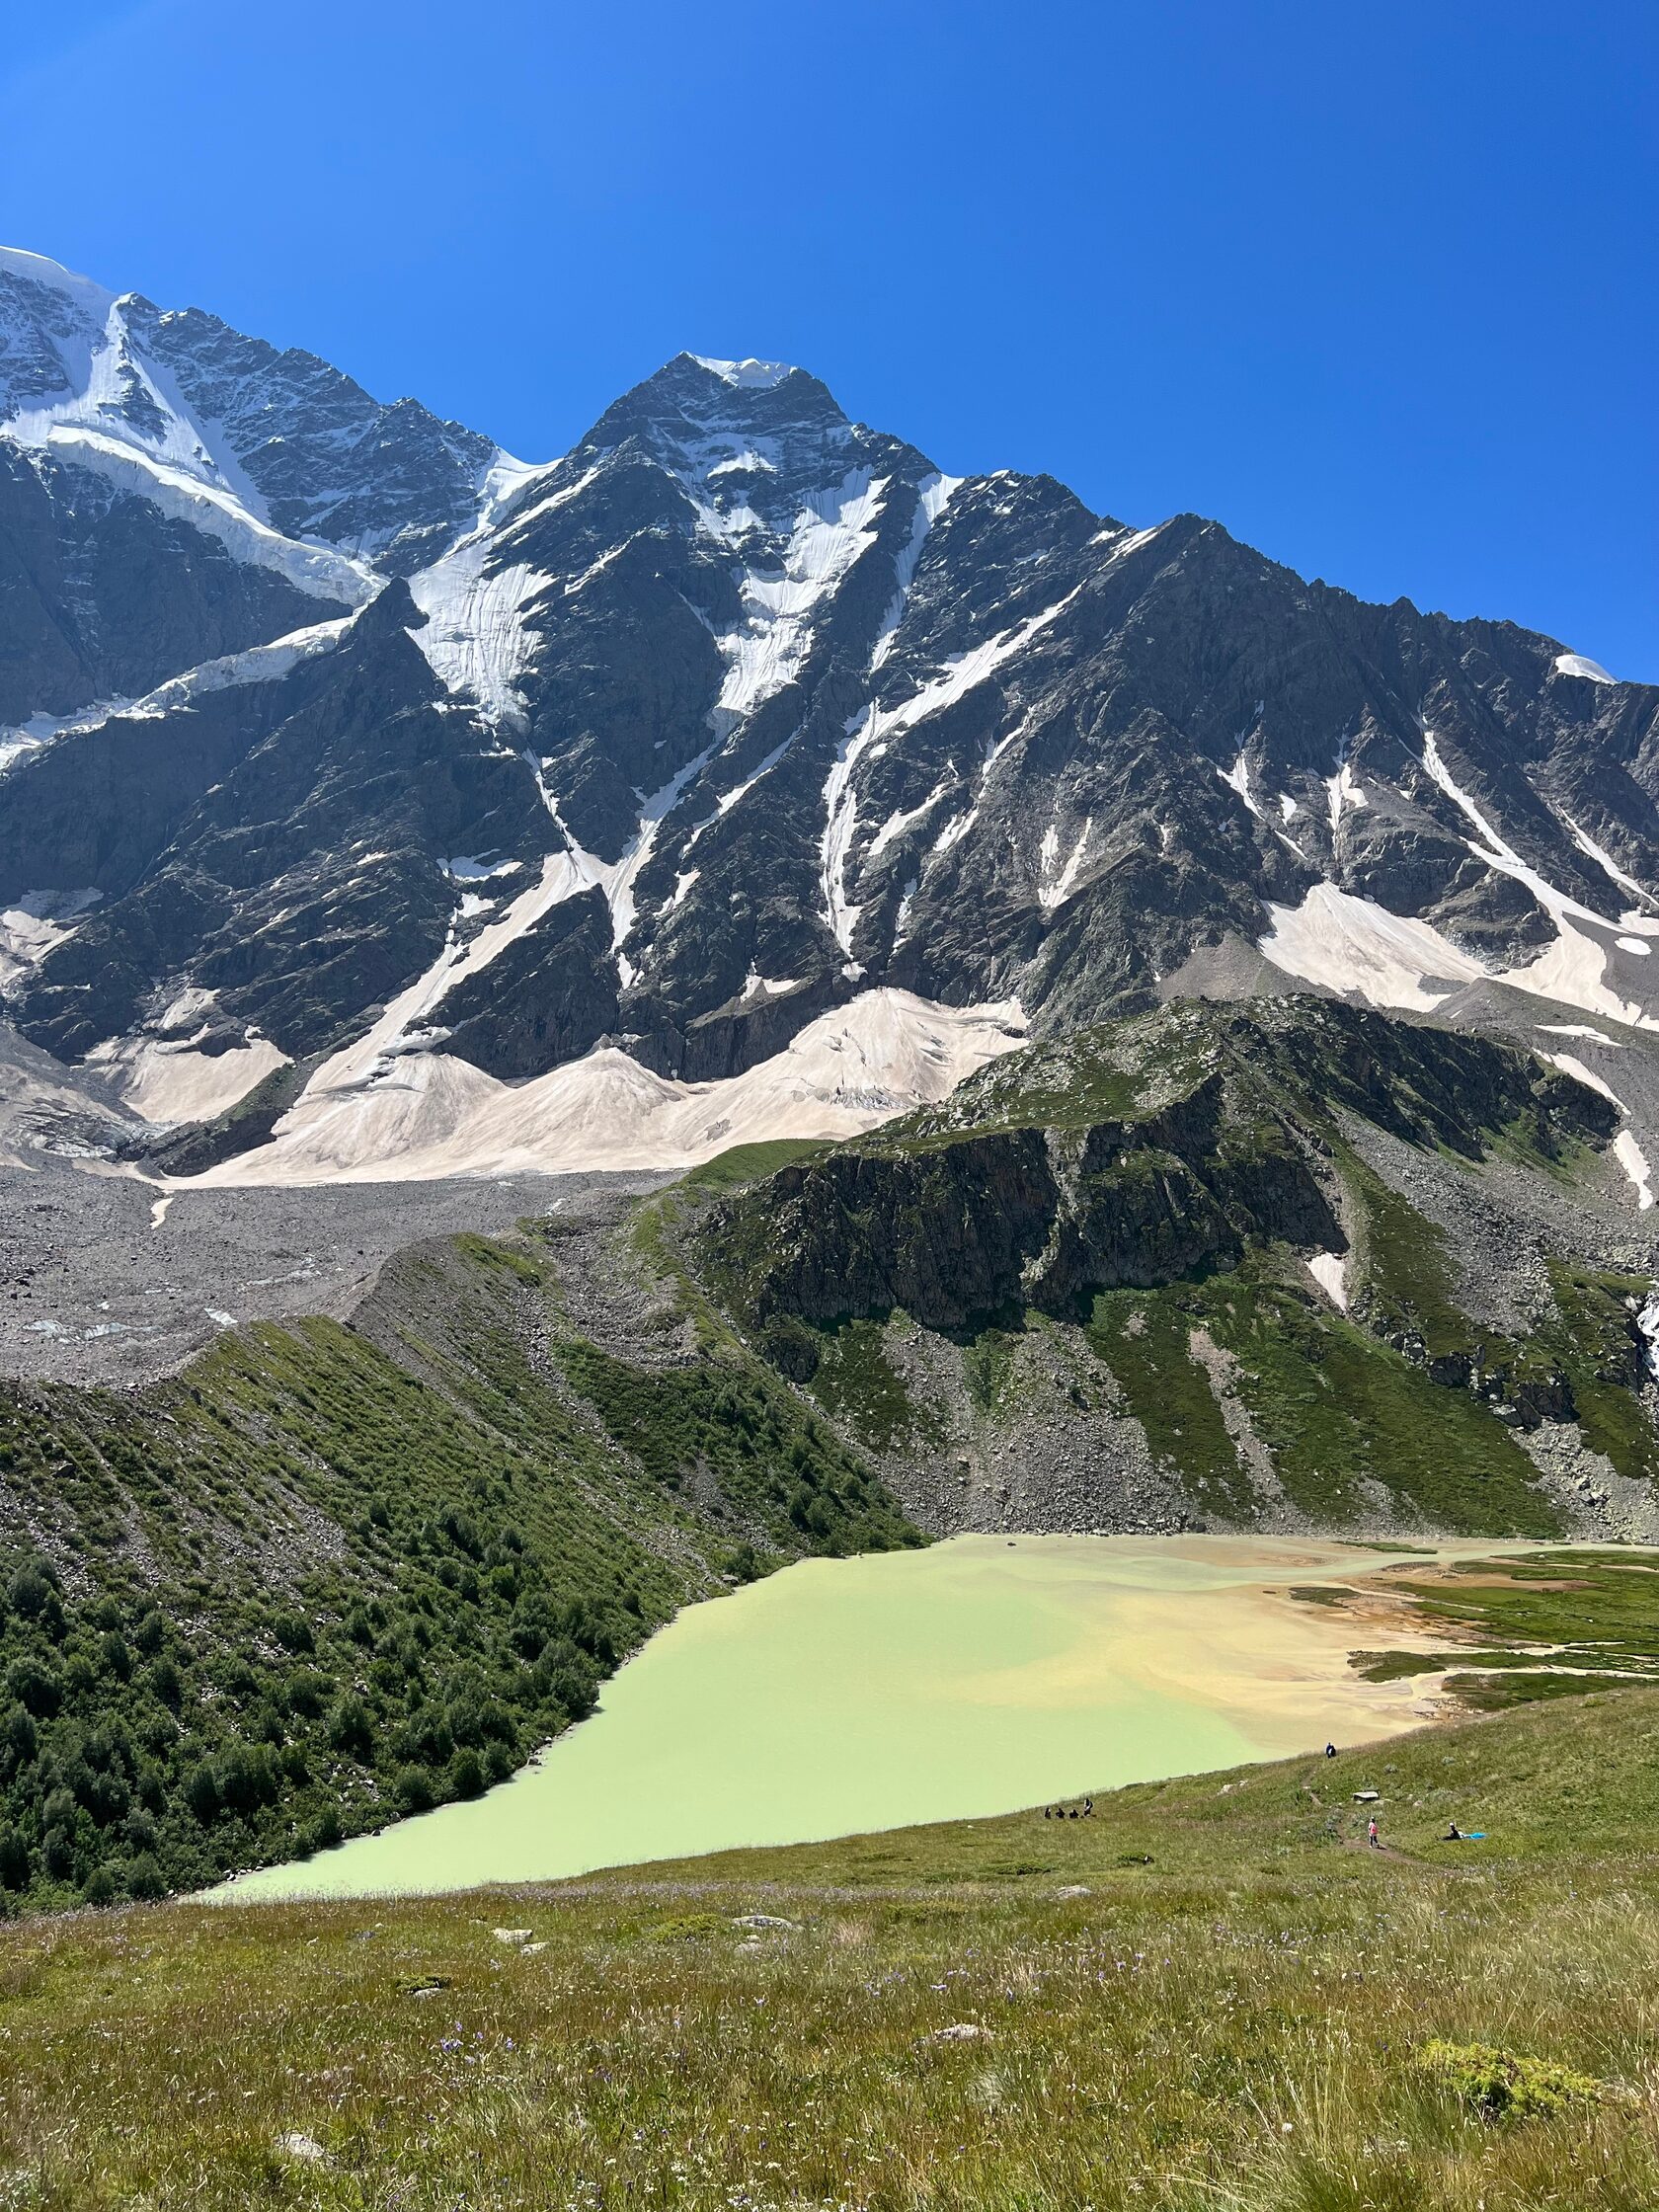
top-left (1367, 1816), bottom-right (1380, 1850)
top-left (1324, 1742), bottom-right (1337, 1759)
top-left (1082, 1796), bottom-right (1094, 1818)
top-left (1442, 1822), bottom-right (1462, 1842)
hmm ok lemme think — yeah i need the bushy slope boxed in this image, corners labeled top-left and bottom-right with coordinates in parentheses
top-left (0, 1227), bottom-right (915, 1910)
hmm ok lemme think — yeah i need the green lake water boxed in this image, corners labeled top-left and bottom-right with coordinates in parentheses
top-left (229, 1533), bottom-right (1498, 1902)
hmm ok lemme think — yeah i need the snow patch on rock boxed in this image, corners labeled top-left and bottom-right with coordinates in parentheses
top-left (1553, 653), bottom-right (1616, 684)
top-left (1614, 1129), bottom-right (1654, 1211)
top-left (1260, 884), bottom-right (1484, 1011)
top-left (1305, 1252), bottom-right (1348, 1309)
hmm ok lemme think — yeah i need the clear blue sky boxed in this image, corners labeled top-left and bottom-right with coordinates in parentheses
top-left (5, 1), bottom-right (1654, 676)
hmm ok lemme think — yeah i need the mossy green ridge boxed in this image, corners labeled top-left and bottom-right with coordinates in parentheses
top-left (4, 1680), bottom-right (1659, 2206)
top-left (704, 996), bottom-right (1649, 1532)
top-left (0, 1225), bottom-right (915, 1912)
top-left (1090, 1260), bottom-right (1557, 1533)
top-left (709, 997), bottom-right (1613, 1340)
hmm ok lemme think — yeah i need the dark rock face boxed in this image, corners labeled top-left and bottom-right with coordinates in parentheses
top-left (722, 1089), bottom-right (1340, 1336)
top-left (707, 999), bottom-right (1617, 1342)
top-left (438, 892), bottom-right (620, 1079)
top-left (122, 300), bottom-right (498, 574)
top-left (3, 583), bottom-right (560, 1062)
top-left (0, 445), bottom-right (341, 724)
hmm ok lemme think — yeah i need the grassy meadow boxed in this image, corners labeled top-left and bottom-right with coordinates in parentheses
top-left (1, 1675), bottom-right (1657, 2210)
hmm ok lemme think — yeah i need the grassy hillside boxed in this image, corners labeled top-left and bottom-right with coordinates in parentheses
top-left (1, 1682), bottom-right (1655, 2208)
top-left (0, 1226), bottom-right (915, 1911)
top-left (699, 998), bottom-right (1654, 1536)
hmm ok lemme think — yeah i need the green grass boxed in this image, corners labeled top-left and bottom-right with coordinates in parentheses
top-left (552, 1333), bottom-right (917, 1557)
top-left (3, 1686), bottom-right (1659, 2206)
top-left (1087, 1290), bottom-right (1249, 1514)
top-left (677, 1138), bottom-right (830, 1195)
top-left (1351, 1549), bottom-right (1659, 1706)
top-left (806, 1318), bottom-right (941, 1452)
top-left (1535, 1261), bottom-right (1659, 1482)
top-left (1087, 1262), bottom-right (1559, 1533)
top-left (1345, 1154), bottom-right (1480, 1363)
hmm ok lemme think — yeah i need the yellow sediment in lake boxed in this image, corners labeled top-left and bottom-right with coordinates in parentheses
top-left (229, 1533), bottom-right (1516, 1902)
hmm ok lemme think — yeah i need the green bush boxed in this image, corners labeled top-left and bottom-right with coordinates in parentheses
top-left (82, 1863), bottom-right (118, 1908)
top-left (6, 1658), bottom-right (61, 1718)
top-left (184, 1762), bottom-right (222, 1825)
top-left (125, 1852), bottom-right (166, 1901)
top-left (326, 1694), bottom-right (374, 1759)
top-left (448, 1747), bottom-right (485, 1798)
top-left (0, 1825), bottom-right (29, 1888)
top-left (1415, 2039), bottom-right (1602, 2120)
top-left (392, 1764), bottom-right (436, 1815)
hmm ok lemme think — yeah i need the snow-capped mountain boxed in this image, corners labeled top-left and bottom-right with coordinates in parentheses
top-left (1, 249), bottom-right (1657, 1185)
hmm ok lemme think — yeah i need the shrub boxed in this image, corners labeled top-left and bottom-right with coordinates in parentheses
top-left (5, 1658), bottom-right (62, 1718)
top-left (82, 1864), bottom-right (118, 1908)
top-left (272, 1612), bottom-right (314, 1656)
top-left (1, 1703), bottom-right (38, 1773)
top-left (1415, 2040), bottom-right (1602, 2120)
top-left (392, 1706), bottom-right (452, 1769)
top-left (392, 1764), bottom-right (435, 1815)
top-left (5, 1555), bottom-right (61, 1623)
top-left (125, 1853), bottom-right (166, 1901)
top-left (123, 1808), bottom-right (158, 1855)
top-left (537, 1660), bottom-right (596, 1723)
top-left (448, 1747), bottom-right (485, 1798)
top-left (510, 1591), bottom-right (557, 1660)
top-left (216, 1740), bottom-right (277, 1818)
top-left (284, 1667), bottom-right (330, 1719)
top-left (184, 1762), bottom-right (223, 1825)
top-left (326, 1694), bottom-right (374, 1759)
top-left (0, 1827), bottom-right (29, 1889)
top-left (307, 1805), bottom-right (343, 1854)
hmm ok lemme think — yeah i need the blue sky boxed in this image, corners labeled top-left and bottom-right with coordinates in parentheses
top-left (5, 1), bottom-right (1654, 676)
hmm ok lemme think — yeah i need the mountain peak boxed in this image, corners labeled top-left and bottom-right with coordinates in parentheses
top-left (576, 351), bottom-right (850, 468)
top-left (0, 245), bottom-right (114, 321)
top-left (685, 355), bottom-right (799, 390)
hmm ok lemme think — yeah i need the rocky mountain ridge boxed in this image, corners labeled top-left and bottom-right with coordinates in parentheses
top-left (697, 999), bottom-right (1659, 1545)
top-left (0, 250), bottom-right (1655, 1191)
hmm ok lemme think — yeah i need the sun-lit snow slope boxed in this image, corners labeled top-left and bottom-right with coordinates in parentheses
top-left (184, 989), bottom-right (1025, 1186)
top-left (0, 247), bottom-right (523, 592)
top-left (0, 615), bottom-right (352, 772)
top-left (92, 1032), bottom-right (290, 1126)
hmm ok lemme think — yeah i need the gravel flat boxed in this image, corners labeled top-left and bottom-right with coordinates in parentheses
top-left (0, 1159), bottom-right (667, 1388)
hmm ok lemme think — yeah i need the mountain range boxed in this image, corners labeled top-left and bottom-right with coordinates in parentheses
top-left (2, 245), bottom-right (1657, 1194)
top-left (4, 246), bottom-right (1659, 1914)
